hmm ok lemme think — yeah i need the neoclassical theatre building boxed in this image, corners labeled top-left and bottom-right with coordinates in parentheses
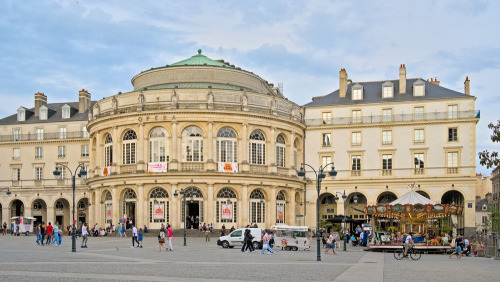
top-left (0, 51), bottom-right (480, 235)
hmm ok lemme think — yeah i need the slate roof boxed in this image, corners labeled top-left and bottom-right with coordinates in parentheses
top-left (0, 101), bottom-right (96, 125)
top-left (304, 78), bottom-right (474, 107)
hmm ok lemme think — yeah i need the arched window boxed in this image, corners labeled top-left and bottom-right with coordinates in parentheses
top-left (182, 126), bottom-right (203, 162)
top-left (149, 127), bottom-right (169, 163)
top-left (122, 130), bottom-right (137, 164)
top-left (293, 139), bottom-right (298, 169)
top-left (216, 188), bottom-right (237, 223)
top-left (33, 201), bottom-right (42, 210)
top-left (104, 134), bottom-right (113, 166)
top-left (276, 134), bottom-right (286, 167)
top-left (249, 130), bottom-right (265, 165)
top-left (55, 200), bottom-right (64, 210)
top-left (104, 191), bottom-right (112, 223)
top-left (249, 189), bottom-right (265, 224)
top-left (276, 191), bottom-right (286, 224)
top-left (216, 127), bottom-right (237, 163)
top-left (123, 189), bottom-right (137, 200)
top-left (149, 188), bottom-right (169, 224)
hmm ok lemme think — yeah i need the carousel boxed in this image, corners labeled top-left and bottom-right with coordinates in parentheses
top-left (365, 187), bottom-right (463, 250)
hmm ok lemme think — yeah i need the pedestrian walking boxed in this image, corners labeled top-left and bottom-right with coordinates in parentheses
top-left (138, 228), bottom-right (143, 248)
top-left (244, 229), bottom-right (255, 252)
top-left (324, 233), bottom-right (337, 255)
top-left (2, 222), bottom-right (7, 235)
top-left (45, 222), bottom-right (53, 245)
top-left (122, 224), bottom-right (127, 238)
top-left (10, 221), bottom-right (14, 236)
top-left (131, 225), bottom-right (139, 248)
top-left (40, 223), bottom-right (46, 246)
top-left (58, 228), bottom-right (62, 246)
top-left (116, 224), bottom-right (122, 238)
top-left (261, 230), bottom-right (274, 255)
top-left (158, 228), bottom-right (167, 252)
top-left (167, 224), bottom-right (174, 251)
top-left (36, 223), bottom-right (41, 245)
top-left (50, 222), bottom-right (60, 246)
top-left (205, 228), bottom-right (211, 242)
top-left (81, 223), bottom-right (88, 248)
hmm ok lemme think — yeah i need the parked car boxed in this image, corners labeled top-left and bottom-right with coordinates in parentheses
top-left (217, 228), bottom-right (264, 249)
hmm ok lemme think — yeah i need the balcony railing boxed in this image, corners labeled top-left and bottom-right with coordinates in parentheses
top-left (121, 164), bottom-right (137, 174)
top-left (249, 164), bottom-right (268, 174)
top-left (351, 170), bottom-right (361, 177)
top-left (382, 169), bottom-right (392, 176)
top-left (306, 110), bottom-right (480, 127)
top-left (180, 162), bottom-right (205, 171)
top-left (447, 167), bottom-right (459, 174)
top-left (414, 168), bottom-right (425, 175)
top-left (0, 131), bottom-right (89, 142)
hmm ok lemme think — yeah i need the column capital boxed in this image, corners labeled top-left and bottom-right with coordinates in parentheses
top-left (242, 123), bottom-right (249, 127)
top-left (207, 121), bottom-right (214, 126)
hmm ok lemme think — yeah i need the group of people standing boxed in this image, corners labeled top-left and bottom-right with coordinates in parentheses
top-left (450, 235), bottom-right (470, 259)
top-left (35, 222), bottom-right (62, 246)
top-left (157, 224), bottom-right (173, 252)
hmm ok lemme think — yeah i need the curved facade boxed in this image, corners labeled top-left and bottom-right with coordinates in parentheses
top-left (85, 51), bottom-right (305, 229)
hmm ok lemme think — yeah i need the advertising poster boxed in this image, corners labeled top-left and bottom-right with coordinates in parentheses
top-left (221, 203), bottom-right (232, 219)
top-left (101, 166), bottom-right (111, 176)
top-left (148, 162), bottom-right (168, 173)
top-left (154, 203), bottom-right (164, 219)
top-left (218, 162), bottom-right (238, 173)
top-left (105, 206), bottom-right (112, 220)
top-left (277, 205), bottom-right (284, 221)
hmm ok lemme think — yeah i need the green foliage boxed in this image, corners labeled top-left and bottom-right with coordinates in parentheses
top-left (440, 218), bottom-right (452, 235)
top-left (485, 211), bottom-right (500, 233)
top-left (479, 120), bottom-right (500, 169)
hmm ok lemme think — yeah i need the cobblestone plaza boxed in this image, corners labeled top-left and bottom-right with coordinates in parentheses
top-left (0, 235), bottom-right (497, 281)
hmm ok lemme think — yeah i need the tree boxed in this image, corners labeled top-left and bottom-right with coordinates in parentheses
top-left (478, 119), bottom-right (500, 169)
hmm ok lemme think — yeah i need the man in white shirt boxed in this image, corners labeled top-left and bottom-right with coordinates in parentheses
top-left (131, 225), bottom-right (139, 248)
top-left (403, 233), bottom-right (414, 257)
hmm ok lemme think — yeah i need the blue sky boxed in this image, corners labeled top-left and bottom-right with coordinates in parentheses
top-left (1, 0), bottom-right (499, 175)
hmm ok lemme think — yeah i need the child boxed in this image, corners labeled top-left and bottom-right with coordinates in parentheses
top-left (158, 228), bottom-right (167, 252)
top-left (138, 228), bottom-right (143, 248)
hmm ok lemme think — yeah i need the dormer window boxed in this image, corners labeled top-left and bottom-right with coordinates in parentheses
top-left (39, 105), bottom-right (48, 120)
top-left (352, 84), bottom-right (363, 100)
top-left (62, 104), bottom-right (70, 119)
top-left (17, 107), bottom-right (25, 122)
top-left (413, 80), bottom-right (425, 96)
top-left (382, 81), bottom-right (394, 98)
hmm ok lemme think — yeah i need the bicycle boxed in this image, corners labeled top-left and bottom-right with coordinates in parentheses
top-left (394, 245), bottom-right (421, 260)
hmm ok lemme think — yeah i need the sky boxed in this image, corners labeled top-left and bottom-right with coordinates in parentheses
top-left (0, 0), bottom-right (499, 175)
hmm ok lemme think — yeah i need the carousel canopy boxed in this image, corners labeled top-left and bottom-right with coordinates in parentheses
top-left (390, 190), bottom-right (436, 205)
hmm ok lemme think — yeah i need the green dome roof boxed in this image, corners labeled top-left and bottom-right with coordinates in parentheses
top-left (169, 49), bottom-right (235, 68)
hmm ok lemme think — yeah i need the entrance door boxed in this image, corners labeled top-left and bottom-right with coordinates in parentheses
top-left (187, 202), bottom-right (199, 229)
top-left (125, 202), bottom-right (136, 228)
top-left (56, 216), bottom-right (63, 227)
top-left (34, 216), bottom-right (42, 227)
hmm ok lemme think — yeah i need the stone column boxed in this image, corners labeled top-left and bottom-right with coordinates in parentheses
top-left (207, 183), bottom-right (214, 226)
top-left (137, 123), bottom-right (145, 172)
top-left (268, 127), bottom-right (277, 174)
top-left (2, 206), bottom-right (9, 228)
top-left (206, 122), bottom-right (215, 171)
top-left (242, 185), bottom-right (248, 225)
top-left (94, 131), bottom-right (101, 177)
top-left (112, 127), bottom-right (120, 174)
top-left (137, 184), bottom-right (144, 228)
top-left (269, 186), bottom-right (277, 227)
top-left (289, 132), bottom-right (295, 169)
top-left (170, 122), bottom-right (178, 171)
top-left (241, 123), bottom-right (248, 163)
top-left (171, 183), bottom-right (178, 229)
top-left (46, 205), bottom-right (55, 226)
top-left (289, 188), bottom-right (296, 225)
top-left (112, 187), bottom-right (119, 226)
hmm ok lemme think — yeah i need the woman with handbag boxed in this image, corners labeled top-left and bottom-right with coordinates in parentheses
top-left (158, 228), bottom-right (167, 252)
top-left (324, 233), bottom-right (337, 255)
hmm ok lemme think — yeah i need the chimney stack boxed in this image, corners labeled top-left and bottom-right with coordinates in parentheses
top-left (339, 68), bottom-right (348, 98)
top-left (464, 76), bottom-right (470, 95)
top-left (430, 77), bottom-right (440, 86)
top-left (399, 64), bottom-right (406, 94)
top-left (79, 89), bottom-right (91, 113)
top-left (34, 92), bottom-right (47, 116)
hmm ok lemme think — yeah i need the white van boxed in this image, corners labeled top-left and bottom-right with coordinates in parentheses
top-left (218, 228), bottom-right (264, 249)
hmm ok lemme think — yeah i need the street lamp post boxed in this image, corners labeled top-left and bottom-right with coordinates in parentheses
top-left (297, 162), bottom-right (337, 262)
top-left (173, 189), bottom-right (187, 246)
top-left (335, 190), bottom-right (348, 251)
top-left (53, 163), bottom-right (87, 253)
top-left (0, 187), bottom-right (12, 195)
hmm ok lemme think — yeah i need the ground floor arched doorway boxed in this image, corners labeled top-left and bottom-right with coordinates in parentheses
top-left (441, 190), bottom-right (465, 236)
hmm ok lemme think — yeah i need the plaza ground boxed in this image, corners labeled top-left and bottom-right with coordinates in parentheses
top-left (0, 234), bottom-right (497, 281)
